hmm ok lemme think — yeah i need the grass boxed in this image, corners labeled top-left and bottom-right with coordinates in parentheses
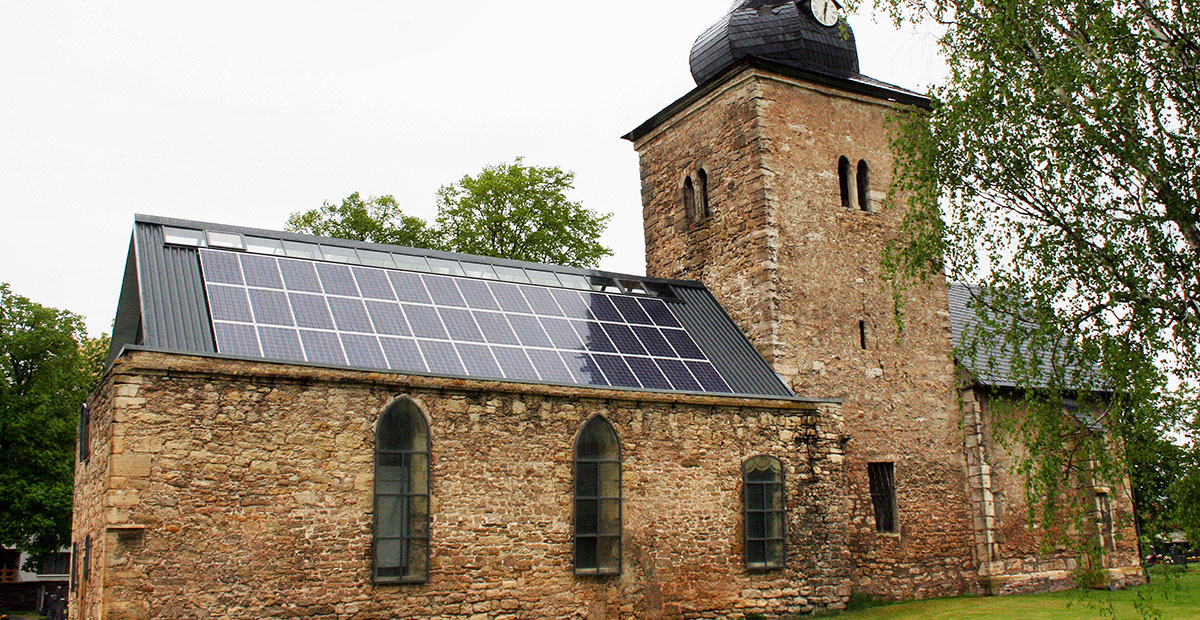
top-left (833, 567), bottom-right (1200, 620)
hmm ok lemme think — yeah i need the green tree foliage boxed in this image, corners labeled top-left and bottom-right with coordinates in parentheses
top-left (286, 191), bottom-right (444, 249)
top-left (286, 159), bottom-right (613, 269)
top-left (871, 0), bottom-right (1199, 541)
top-left (0, 284), bottom-right (108, 560)
top-left (435, 159), bottom-right (612, 268)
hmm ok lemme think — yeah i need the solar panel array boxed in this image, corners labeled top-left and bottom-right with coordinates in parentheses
top-left (198, 249), bottom-right (733, 394)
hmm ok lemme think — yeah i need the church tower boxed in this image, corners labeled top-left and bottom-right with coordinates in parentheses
top-left (626, 1), bottom-right (979, 597)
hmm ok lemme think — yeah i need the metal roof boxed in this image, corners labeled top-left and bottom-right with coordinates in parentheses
top-left (110, 215), bottom-right (799, 401)
top-left (690, 1), bottom-right (860, 86)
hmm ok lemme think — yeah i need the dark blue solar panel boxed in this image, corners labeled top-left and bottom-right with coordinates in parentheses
top-left (662, 329), bottom-right (705, 359)
top-left (402, 304), bottom-right (448, 340)
top-left (572, 321), bottom-right (617, 353)
top-left (423, 275), bottom-right (467, 307)
top-left (656, 359), bottom-right (703, 392)
top-left (299, 330), bottom-right (345, 365)
top-left (455, 342), bottom-right (502, 378)
top-left (506, 314), bottom-right (552, 348)
top-left (288, 293), bottom-right (335, 330)
top-left (352, 267), bottom-right (395, 300)
top-left (438, 307), bottom-right (484, 342)
top-left (200, 250), bottom-right (243, 285)
top-left (639, 297), bottom-right (682, 328)
top-left (341, 333), bottom-right (387, 368)
top-left (326, 297), bottom-right (373, 333)
top-left (247, 288), bottom-right (293, 326)
top-left (632, 326), bottom-right (675, 357)
top-left (559, 351), bottom-right (608, 386)
top-left (549, 289), bottom-right (593, 319)
top-left (611, 296), bottom-right (654, 325)
top-left (585, 293), bottom-right (623, 322)
top-left (316, 262), bottom-right (360, 297)
top-left (625, 356), bottom-right (673, 390)
top-left (257, 326), bottom-right (304, 361)
top-left (473, 311), bottom-right (519, 345)
top-left (521, 286), bottom-right (563, 316)
top-left (417, 340), bottom-right (464, 375)
top-left (685, 361), bottom-right (732, 392)
top-left (488, 282), bottom-right (532, 314)
top-left (364, 300), bottom-right (410, 337)
top-left (593, 354), bottom-right (640, 388)
top-left (456, 279), bottom-right (500, 310)
top-left (379, 337), bottom-right (426, 373)
top-left (491, 346), bottom-right (540, 381)
top-left (540, 317), bottom-right (586, 350)
top-left (213, 322), bottom-right (260, 356)
top-left (526, 349), bottom-right (573, 383)
top-left (388, 271), bottom-right (432, 304)
top-left (240, 254), bottom-right (283, 289)
top-left (208, 285), bottom-right (253, 322)
top-left (278, 259), bottom-right (322, 293)
top-left (601, 323), bottom-right (647, 356)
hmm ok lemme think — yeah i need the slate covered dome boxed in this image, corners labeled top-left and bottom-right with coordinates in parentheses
top-left (690, 0), bottom-right (860, 85)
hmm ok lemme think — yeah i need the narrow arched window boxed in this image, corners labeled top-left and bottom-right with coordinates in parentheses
top-left (374, 398), bottom-right (431, 583)
top-left (857, 159), bottom-right (870, 211)
top-left (574, 416), bottom-right (621, 575)
top-left (696, 168), bottom-right (710, 218)
top-left (682, 176), bottom-right (696, 222)
top-left (838, 156), bottom-right (851, 208)
top-left (744, 455), bottom-right (785, 570)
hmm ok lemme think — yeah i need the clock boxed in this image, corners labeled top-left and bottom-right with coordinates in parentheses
top-left (810, 0), bottom-right (840, 26)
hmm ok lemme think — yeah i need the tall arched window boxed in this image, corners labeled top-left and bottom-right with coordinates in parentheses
top-left (682, 176), bottom-right (697, 222)
top-left (838, 156), bottom-right (851, 208)
top-left (857, 159), bottom-right (871, 212)
top-left (574, 416), bottom-right (621, 575)
top-left (696, 168), bottom-right (710, 218)
top-left (374, 397), bottom-right (431, 583)
top-left (744, 455), bottom-right (785, 570)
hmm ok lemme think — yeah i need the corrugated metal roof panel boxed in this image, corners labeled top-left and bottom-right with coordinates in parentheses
top-left (135, 222), bottom-right (215, 354)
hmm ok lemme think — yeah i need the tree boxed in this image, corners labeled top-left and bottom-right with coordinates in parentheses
top-left (435, 159), bottom-right (613, 268)
top-left (0, 284), bottom-right (108, 561)
top-left (287, 159), bottom-right (613, 269)
top-left (871, 0), bottom-right (1199, 544)
top-left (286, 192), bottom-right (444, 249)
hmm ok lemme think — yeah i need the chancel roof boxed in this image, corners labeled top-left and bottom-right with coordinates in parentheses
top-left (109, 215), bottom-right (798, 400)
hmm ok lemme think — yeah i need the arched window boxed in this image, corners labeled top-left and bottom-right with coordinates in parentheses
top-left (696, 168), bottom-right (710, 218)
top-left (838, 156), bottom-right (851, 208)
top-left (682, 176), bottom-right (696, 222)
top-left (744, 455), bottom-right (785, 570)
top-left (574, 416), bottom-right (621, 575)
top-left (857, 159), bottom-right (870, 211)
top-left (374, 398), bottom-right (431, 583)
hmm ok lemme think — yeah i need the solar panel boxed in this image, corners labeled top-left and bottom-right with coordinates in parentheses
top-left (197, 248), bottom-right (736, 395)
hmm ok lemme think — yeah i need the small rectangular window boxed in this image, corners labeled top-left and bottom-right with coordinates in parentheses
top-left (393, 254), bottom-right (431, 272)
top-left (282, 240), bottom-right (322, 260)
top-left (83, 535), bottom-right (91, 582)
top-left (427, 258), bottom-right (465, 276)
top-left (619, 280), bottom-right (648, 295)
top-left (70, 543), bottom-right (78, 591)
top-left (859, 320), bottom-right (867, 350)
top-left (78, 403), bottom-right (89, 462)
top-left (39, 551), bottom-right (70, 575)
top-left (162, 226), bottom-right (206, 247)
top-left (557, 273), bottom-right (591, 290)
top-left (206, 230), bottom-right (245, 250)
top-left (321, 245), bottom-right (360, 264)
top-left (588, 277), bottom-right (622, 293)
top-left (868, 462), bottom-right (897, 533)
top-left (493, 266), bottom-right (530, 283)
top-left (357, 249), bottom-right (396, 268)
top-left (461, 262), bottom-right (498, 279)
top-left (244, 236), bottom-right (286, 256)
top-left (526, 269), bottom-right (561, 287)
top-left (1097, 491), bottom-right (1115, 552)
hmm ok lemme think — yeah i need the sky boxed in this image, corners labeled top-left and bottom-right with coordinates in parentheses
top-left (0, 1), bottom-right (946, 336)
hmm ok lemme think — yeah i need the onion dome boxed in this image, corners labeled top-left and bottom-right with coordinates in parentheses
top-left (690, 0), bottom-right (860, 85)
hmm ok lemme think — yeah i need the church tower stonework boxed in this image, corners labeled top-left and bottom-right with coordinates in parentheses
top-left (627, 1), bottom-right (978, 597)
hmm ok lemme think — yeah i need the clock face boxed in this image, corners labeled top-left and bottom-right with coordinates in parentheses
top-left (811, 0), bottom-right (839, 27)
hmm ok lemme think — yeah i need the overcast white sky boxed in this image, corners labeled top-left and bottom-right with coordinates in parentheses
top-left (0, 1), bottom-right (945, 336)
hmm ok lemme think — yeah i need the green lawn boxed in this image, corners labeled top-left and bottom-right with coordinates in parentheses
top-left (837, 568), bottom-right (1200, 620)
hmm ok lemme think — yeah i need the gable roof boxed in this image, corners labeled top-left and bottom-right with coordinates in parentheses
top-left (110, 214), bottom-right (799, 401)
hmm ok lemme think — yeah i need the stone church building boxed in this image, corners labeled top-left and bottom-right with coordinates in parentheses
top-left (71, 2), bottom-right (1143, 618)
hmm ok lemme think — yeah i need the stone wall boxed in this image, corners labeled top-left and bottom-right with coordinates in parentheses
top-left (632, 67), bottom-right (977, 598)
top-left (71, 350), bottom-right (850, 619)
